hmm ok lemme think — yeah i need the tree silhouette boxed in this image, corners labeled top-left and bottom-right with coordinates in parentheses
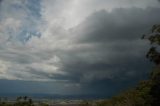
top-left (142, 24), bottom-right (160, 106)
top-left (142, 25), bottom-right (160, 65)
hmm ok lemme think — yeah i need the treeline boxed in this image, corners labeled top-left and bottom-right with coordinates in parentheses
top-left (0, 96), bottom-right (49, 106)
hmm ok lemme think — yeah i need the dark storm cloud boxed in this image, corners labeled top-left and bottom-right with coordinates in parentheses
top-left (0, 80), bottom-right (71, 94)
top-left (0, 0), bottom-right (160, 96)
top-left (73, 8), bottom-right (160, 42)
top-left (14, 7), bottom-right (160, 94)
top-left (1, 0), bottom-right (160, 96)
top-left (53, 7), bottom-right (160, 86)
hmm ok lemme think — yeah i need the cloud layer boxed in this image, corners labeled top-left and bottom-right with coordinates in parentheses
top-left (0, 0), bottom-right (160, 94)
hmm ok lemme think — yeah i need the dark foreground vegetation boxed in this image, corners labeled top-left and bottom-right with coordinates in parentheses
top-left (0, 96), bottom-right (49, 106)
top-left (0, 25), bottom-right (160, 106)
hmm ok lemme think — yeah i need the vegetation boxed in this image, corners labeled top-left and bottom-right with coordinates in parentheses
top-left (79, 25), bottom-right (160, 106)
top-left (0, 96), bottom-right (49, 106)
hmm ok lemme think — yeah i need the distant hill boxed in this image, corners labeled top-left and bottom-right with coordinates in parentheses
top-left (0, 93), bottom-right (109, 100)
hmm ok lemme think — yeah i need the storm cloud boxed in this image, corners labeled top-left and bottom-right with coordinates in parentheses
top-left (0, 0), bottom-right (160, 95)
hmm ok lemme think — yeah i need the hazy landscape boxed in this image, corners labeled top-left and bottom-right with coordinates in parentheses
top-left (0, 0), bottom-right (160, 106)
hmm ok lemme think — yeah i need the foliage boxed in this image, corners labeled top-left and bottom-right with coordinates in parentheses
top-left (142, 25), bottom-right (160, 65)
top-left (14, 96), bottom-right (34, 106)
top-left (0, 96), bottom-right (49, 106)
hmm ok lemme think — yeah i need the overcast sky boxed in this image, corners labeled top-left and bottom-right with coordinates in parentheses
top-left (0, 0), bottom-right (160, 96)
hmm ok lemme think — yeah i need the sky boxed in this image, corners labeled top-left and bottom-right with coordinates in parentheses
top-left (0, 0), bottom-right (160, 96)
